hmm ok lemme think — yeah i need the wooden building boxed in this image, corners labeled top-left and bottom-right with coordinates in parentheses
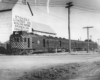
top-left (0, 0), bottom-right (55, 43)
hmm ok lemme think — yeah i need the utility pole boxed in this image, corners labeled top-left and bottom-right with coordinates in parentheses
top-left (83, 26), bottom-right (93, 53)
top-left (65, 2), bottom-right (73, 53)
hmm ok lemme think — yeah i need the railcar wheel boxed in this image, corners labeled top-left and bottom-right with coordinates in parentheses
top-left (11, 49), bottom-right (34, 55)
top-left (23, 50), bottom-right (34, 55)
top-left (11, 48), bottom-right (22, 55)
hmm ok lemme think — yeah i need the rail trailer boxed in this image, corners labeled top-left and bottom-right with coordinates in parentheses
top-left (8, 31), bottom-right (98, 55)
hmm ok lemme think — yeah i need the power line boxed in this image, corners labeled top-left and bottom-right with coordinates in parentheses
top-left (33, 7), bottom-right (68, 21)
top-left (3, 1), bottom-right (100, 13)
top-left (1, 1), bottom-right (97, 27)
top-left (29, 7), bottom-right (88, 26)
top-left (1, 1), bottom-right (99, 26)
top-left (2, 1), bottom-right (100, 9)
top-left (74, 5), bottom-right (100, 13)
top-left (73, 7), bottom-right (100, 13)
top-left (2, 1), bottom-right (97, 22)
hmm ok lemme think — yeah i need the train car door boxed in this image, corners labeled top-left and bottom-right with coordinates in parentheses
top-left (43, 39), bottom-right (45, 47)
top-left (28, 38), bottom-right (30, 48)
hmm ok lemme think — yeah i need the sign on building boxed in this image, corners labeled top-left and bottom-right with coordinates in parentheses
top-left (13, 15), bottom-right (31, 32)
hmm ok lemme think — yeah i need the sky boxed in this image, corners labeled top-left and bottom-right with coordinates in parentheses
top-left (0, 0), bottom-right (100, 43)
top-left (26, 0), bottom-right (100, 43)
top-left (1, 0), bottom-right (99, 43)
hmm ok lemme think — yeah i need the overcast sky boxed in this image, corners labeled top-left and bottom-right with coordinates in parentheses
top-left (28, 0), bottom-right (100, 42)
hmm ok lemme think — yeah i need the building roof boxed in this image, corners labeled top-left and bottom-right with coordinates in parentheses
top-left (32, 22), bottom-right (56, 35)
top-left (0, 0), bottom-right (18, 11)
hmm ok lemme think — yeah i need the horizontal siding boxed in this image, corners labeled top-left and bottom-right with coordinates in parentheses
top-left (0, 11), bottom-right (12, 43)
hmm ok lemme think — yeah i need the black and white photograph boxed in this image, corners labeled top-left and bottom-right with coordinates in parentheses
top-left (0, 0), bottom-right (100, 80)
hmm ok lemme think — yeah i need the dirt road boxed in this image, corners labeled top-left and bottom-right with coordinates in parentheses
top-left (0, 52), bottom-right (100, 80)
top-left (0, 52), bottom-right (99, 70)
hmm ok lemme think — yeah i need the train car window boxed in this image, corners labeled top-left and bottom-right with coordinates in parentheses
top-left (24, 38), bottom-right (27, 42)
top-left (21, 38), bottom-right (24, 42)
top-left (13, 38), bottom-right (15, 42)
top-left (43, 39), bottom-right (45, 47)
top-left (10, 38), bottom-right (13, 42)
top-left (59, 41), bottom-right (61, 47)
top-left (20, 38), bottom-right (22, 42)
top-left (16, 38), bottom-right (19, 42)
top-left (14, 37), bottom-right (19, 42)
top-left (28, 38), bottom-right (30, 48)
top-left (47, 40), bottom-right (49, 45)
top-left (14, 38), bottom-right (16, 42)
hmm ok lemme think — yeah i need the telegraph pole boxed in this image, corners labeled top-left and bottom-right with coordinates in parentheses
top-left (65, 2), bottom-right (73, 53)
top-left (83, 26), bottom-right (93, 53)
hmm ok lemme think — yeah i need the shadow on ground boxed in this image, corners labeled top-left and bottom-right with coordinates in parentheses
top-left (15, 61), bottom-right (100, 80)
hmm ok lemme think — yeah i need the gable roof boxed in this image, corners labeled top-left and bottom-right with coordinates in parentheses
top-left (32, 22), bottom-right (56, 35)
top-left (0, 0), bottom-right (18, 11)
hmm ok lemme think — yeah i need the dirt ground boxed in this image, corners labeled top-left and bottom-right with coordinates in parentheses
top-left (0, 52), bottom-right (100, 80)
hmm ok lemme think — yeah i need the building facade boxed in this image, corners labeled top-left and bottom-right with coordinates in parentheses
top-left (0, 0), bottom-right (55, 43)
top-left (0, 0), bottom-right (32, 43)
